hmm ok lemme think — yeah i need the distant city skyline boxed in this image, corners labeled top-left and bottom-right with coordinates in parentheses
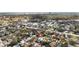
top-left (0, 12), bottom-right (79, 16)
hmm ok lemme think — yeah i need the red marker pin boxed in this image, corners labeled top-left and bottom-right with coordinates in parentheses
top-left (38, 33), bottom-right (44, 37)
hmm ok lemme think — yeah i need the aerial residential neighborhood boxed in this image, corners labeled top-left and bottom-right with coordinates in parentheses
top-left (0, 12), bottom-right (79, 47)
